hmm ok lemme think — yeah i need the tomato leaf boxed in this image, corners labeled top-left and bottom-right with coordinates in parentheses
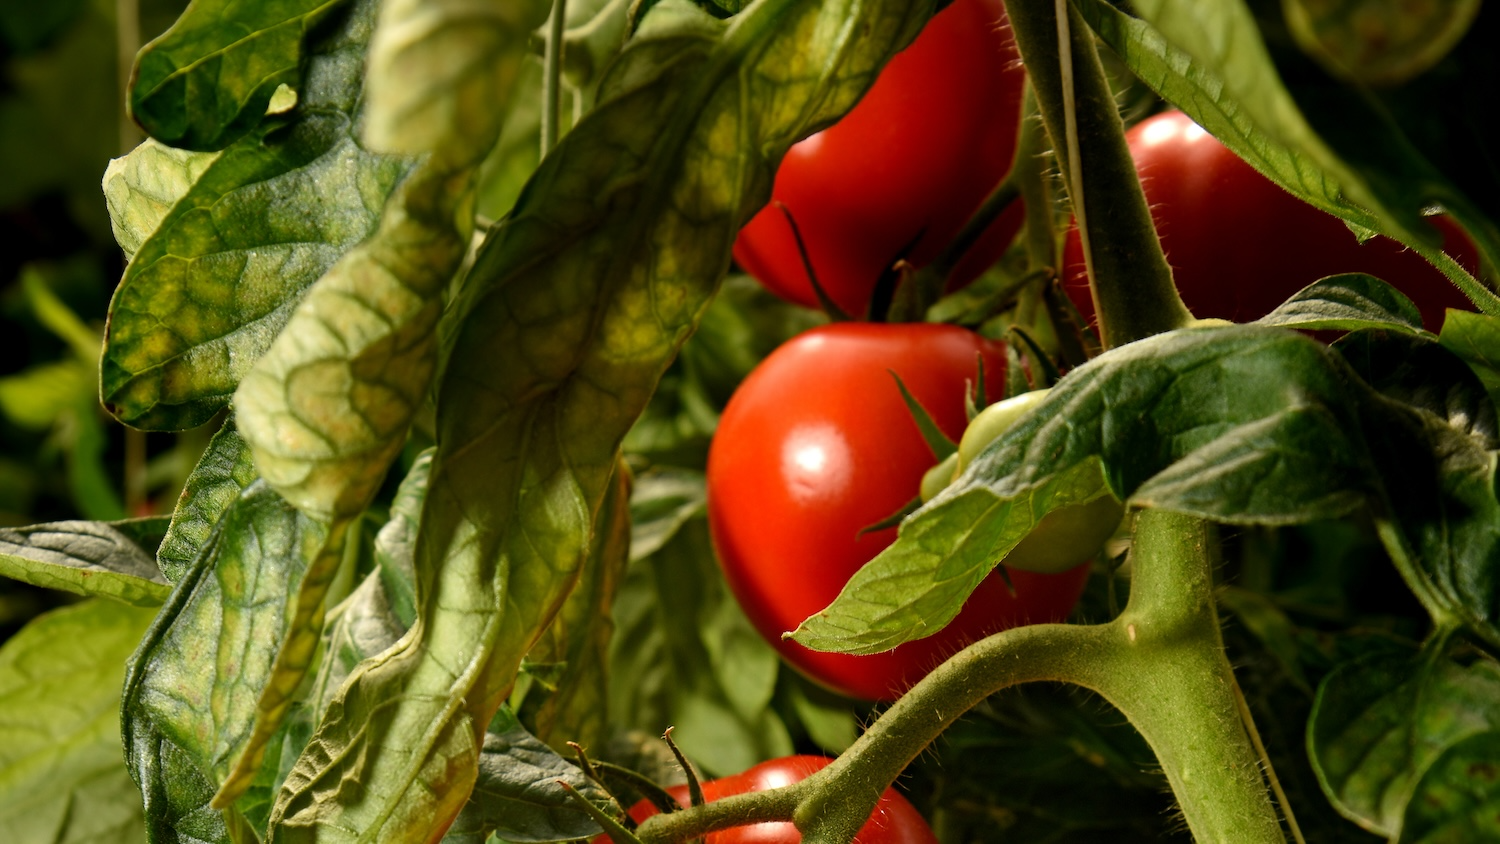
top-left (790, 324), bottom-right (1500, 655)
top-left (1398, 730), bottom-right (1500, 842)
top-left (102, 0), bottom-right (418, 432)
top-left (1307, 648), bottom-right (1500, 837)
top-left (268, 0), bottom-right (936, 835)
top-left (442, 707), bottom-right (612, 844)
top-left (0, 600), bottom-right (157, 844)
top-left (0, 518), bottom-right (170, 607)
top-left (102, 140), bottom-right (219, 263)
top-left (121, 425), bottom-right (329, 833)
top-left (1256, 273), bottom-right (1427, 335)
top-left (128, 0), bottom-right (351, 151)
top-left (1334, 330), bottom-right (1497, 448)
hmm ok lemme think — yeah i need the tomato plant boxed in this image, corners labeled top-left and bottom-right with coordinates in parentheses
top-left (1062, 110), bottom-right (1480, 330)
top-left (731, 0), bottom-right (1026, 318)
top-left (4, 0), bottom-right (1500, 843)
top-left (706, 323), bottom-right (1089, 701)
top-left (619, 756), bottom-right (936, 844)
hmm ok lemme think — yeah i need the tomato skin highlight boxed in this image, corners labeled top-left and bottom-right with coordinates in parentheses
top-left (706, 323), bottom-right (1089, 702)
top-left (1063, 110), bottom-right (1480, 331)
top-left (731, 0), bottom-right (1027, 318)
top-left (620, 756), bottom-right (937, 844)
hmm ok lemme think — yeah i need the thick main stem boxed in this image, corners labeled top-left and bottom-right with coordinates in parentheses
top-left (1006, 0), bottom-right (1190, 349)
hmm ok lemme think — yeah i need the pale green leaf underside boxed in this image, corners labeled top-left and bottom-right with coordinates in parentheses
top-left (269, 0), bottom-right (935, 839)
top-left (130, 0), bottom-right (351, 151)
top-left (0, 519), bottom-right (171, 606)
top-left (103, 139), bottom-right (219, 262)
top-left (0, 600), bottom-right (157, 844)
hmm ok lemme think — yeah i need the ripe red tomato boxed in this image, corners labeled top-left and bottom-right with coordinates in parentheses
top-left (1063, 110), bottom-right (1479, 331)
top-left (705, 323), bottom-right (1090, 701)
top-left (732, 0), bottom-right (1027, 318)
top-left (621, 755), bottom-right (936, 844)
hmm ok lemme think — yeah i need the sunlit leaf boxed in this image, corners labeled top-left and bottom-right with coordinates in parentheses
top-left (270, 0), bottom-right (933, 834)
top-left (0, 519), bottom-right (170, 606)
top-left (102, 0), bottom-right (417, 432)
top-left (0, 600), bottom-right (156, 844)
top-left (103, 140), bottom-right (219, 263)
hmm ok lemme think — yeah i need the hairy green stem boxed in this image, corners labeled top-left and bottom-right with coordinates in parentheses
top-left (1006, 0), bottom-right (1190, 349)
top-left (637, 517), bottom-right (1285, 844)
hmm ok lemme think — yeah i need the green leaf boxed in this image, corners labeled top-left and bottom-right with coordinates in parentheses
top-left (270, 0), bottom-right (931, 835)
top-left (790, 324), bottom-right (1499, 655)
top-left (363, 0), bottom-right (549, 158)
top-left (102, 0), bottom-right (418, 432)
top-left (103, 140), bottom-right (219, 263)
top-left (0, 360), bottom-right (93, 431)
top-left (1072, 0), bottom-right (1500, 317)
top-left (521, 465), bottom-right (632, 749)
top-left (372, 449), bottom-right (433, 629)
top-left (1399, 730), bottom-right (1500, 843)
top-left (1308, 649), bottom-right (1500, 837)
top-left (1335, 330), bottom-right (1497, 448)
top-left (235, 0), bottom-right (539, 520)
top-left (1256, 273), bottom-right (1427, 336)
top-left (628, 469), bottom-right (708, 561)
top-left (1282, 0), bottom-right (1482, 87)
top-left (0, 519), bottom-right (171, 606)
top-left (443, 707), bottom-right (611, 844)
top-left (129, 0), bottom-right (351, 151)
top-left (0, 600), bottom-right (157, 844)
top-left (156, 418), bottom-right (262, 583)
top-left (1440, 311), bottom-right (1500, 411)
top-left (122, 443), bottom-right (328, 830)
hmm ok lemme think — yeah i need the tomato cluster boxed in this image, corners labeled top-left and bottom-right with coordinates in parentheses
top-left (1062, 110), bottom-right (1479, 330)
top-left (731, 0), bottom-right (1026, 318)
top-left (706, 324), bottom-right (1090, 701)
top-left (620, 756), bottom-right (936, 844)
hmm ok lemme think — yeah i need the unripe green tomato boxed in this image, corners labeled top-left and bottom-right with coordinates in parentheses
top-left (919, 452), bottom-right (959, 503)
top-left (948, 389), bottom-right (1125, 574)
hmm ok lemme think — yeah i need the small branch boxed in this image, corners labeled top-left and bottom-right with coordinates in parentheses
top-left (542, 0), bottom-right (570, 154)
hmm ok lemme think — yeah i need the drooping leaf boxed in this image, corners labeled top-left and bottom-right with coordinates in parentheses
top-left (372, 449), bottom-right (433, 629)
top-left (122, 431), bottom-right (328, 832)
top-left (1308, 649), bottom-right (1500, 837)
top-left (0, 519), bottom-right (170, 606)
top-left (270, 0), bottom-right (933, 835)
top-left (790, 324), bottom-right (1500, 655)
top-left (442, 707), bottom-right (612, 844)
top-left (363, 0), bottom-right (547, 157)
top-left (1072, 0), bottom-right (1500, 317)
top-left (0, 600), bottom-right (157, 844)
top-left (129, 0), bottom-right (351, 151)
top-left (1256, 273), bottom-right (1427, 335)
top-left (102, 140), bottom-right (219, 263)
top-left (1398, 729), bottom-right (1500, 843)
top-left (102, 0), bottom-right (418, 431)
top-left (521, 464), bottom-right (632, 749)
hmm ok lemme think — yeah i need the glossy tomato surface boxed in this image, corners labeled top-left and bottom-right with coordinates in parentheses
top-left (732, 0), bottom-right (1027, 318)
top-left (623, 756), bottom-right (937, 844)
top-left (706, 323), bottom-right (1090, 701)
top-left (1063, 110), bottom-right (1479, 331)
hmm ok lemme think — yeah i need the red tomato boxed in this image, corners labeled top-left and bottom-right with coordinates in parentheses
top-left (706, 323), bottom-right (1089, 701)
top-left (732, 0), bottom-right (1027, 318)
top-left (621, 756), bottom-right (936, 844)
top-left (1063, 110), bottom-right (1479, 331)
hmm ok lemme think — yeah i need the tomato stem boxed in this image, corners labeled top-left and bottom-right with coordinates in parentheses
top-left (542, 0), bottom-right (570, 154)
top-left (1006, 0), bottom-right (1191, 350)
